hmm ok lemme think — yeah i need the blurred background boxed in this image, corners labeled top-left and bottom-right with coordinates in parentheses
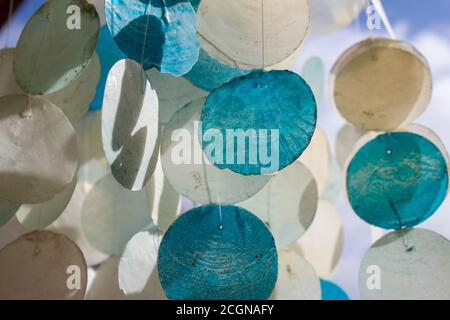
top-left (1, 0), bottom-right (449, 299)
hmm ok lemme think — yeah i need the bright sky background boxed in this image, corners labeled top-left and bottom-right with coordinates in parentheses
top-left (1, 0), bottom-right (450, 300)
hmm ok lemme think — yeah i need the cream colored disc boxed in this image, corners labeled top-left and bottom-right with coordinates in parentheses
top-left (86, 257), bottom-right (126, 300)
top-left (270, 248), bottom-right (321, 300)
top-left (331, 38), bottom-right (432, 131)
top-left (297, 127), bottom-right (331, 195)
top-left (0, 230), bottom-right (87, 299)
top-left (238, 162), bottom-right (318, 248)
top-left (359, 228), bottom-right (450, 300)
top-left (0, 95), bottom-right (78, 204)
top-left (146, 158), bottom-right (181, 232)
top-left (81, 174), bottom-right (152, 256)
top-left (118, 227), bottom-right (166, 299)
top-left (298, 200), bottom-right (344, 278)
top-left (161, 98), bottom-right (271, 204)
top-left (48, 161), bottom-right (109, 266)
top-left (196, 0), bottom-right (310, 70)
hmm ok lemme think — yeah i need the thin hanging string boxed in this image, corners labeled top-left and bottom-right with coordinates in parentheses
top-left (371, 0), bottom-right (396, 39)
top-left (260, 0), bottom-right (265, 68)
top-left (140, 2), bottom-right (152, 94)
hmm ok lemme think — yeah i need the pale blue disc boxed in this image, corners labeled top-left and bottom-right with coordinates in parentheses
top-left (184, 49), bottom-right (251, 91)
top-left (158, 205), bottom-right (278, 300)
top-left (105, 0), bottom-right (200, 77)
top-left (201, 70), bottom-right (317, 175)
top-left (320, 279), bottom-right (349, 300)
top-left (347, 132), bottom-right (449, 229)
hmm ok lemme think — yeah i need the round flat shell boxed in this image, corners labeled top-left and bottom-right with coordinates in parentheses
top-left (331, 38), bottom-right (432, 131)
top-left (158, 205), bottom-right (278, 300)
top-left (298, 200), bottom-right (344, 278)
top-left (0, 95), bottom-right (78, 204)
top-left (201, 70), bottom-right (317, 175)
top-left (196, 0), bottom-right (309, 69)
top-left (0, 230), bottom-right (87, 299)
top-left (346, 132), bottom-right (448, 229)
top-left (270, 249), bottom-right (321, 300)
top-left (105, 0), bottom-right (200, 76)
top-left (86, 257), bottom-right (127, 300)
top-left (162, 98), bottom-right (271, 204)
top-left (238, 162), bottom-right (318, 248)
top-left (359, 228), bottom-right (450, 300)
top-left (118, 227), bottom-right (165, 298)
top-left (14, 0), bottom-right (100, 95)
top-left (102, 59), bottom-right (159, 191)
top-left (81, 174), bottom-right (152, 256)
top-left (48, 161), bottom-right (110, 267)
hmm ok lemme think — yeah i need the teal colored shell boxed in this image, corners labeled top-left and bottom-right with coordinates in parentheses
top-left (320, 279), bottom-right (349, 300)
top-left (185, 49), bottom-right (251, 91)
top-left (105, 0), bottom-right (200, 77)
top-left (158, 205), bottom-right (278, 300)
top-left (347, 132), bottom-right (449, 229)
top-left (90, 26), bottom-right (126, 111)
top-left (200, 70), bottom-right (317, 175)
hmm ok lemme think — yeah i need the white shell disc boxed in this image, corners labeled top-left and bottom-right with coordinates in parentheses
top-left (0, 95), bottom-right (78, 204)
top-left (118, 227), bottom-right (166, 299)
top-left (298, 200), bottom-right (344, 278)
top-left (196, 0), bottom-right (310, 70)
top-left (161, 98), bottom-right (271, 204)
top-left (102, 60), bottom-right (159, 191)
top-left (48, 161), bottom-right (109, 267)
top-left (81, 174), bottom-right (152, 256)
top-left (359, 228), bottom-right (450, 300)
top-left (238, 162), bottom-right (318, 248)
top-left (0, 230), bottom-right (87, 299)
top-left (270, 248), bottom-right (321, 300)
top-left (146, 158), bottom-right (181, 232)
